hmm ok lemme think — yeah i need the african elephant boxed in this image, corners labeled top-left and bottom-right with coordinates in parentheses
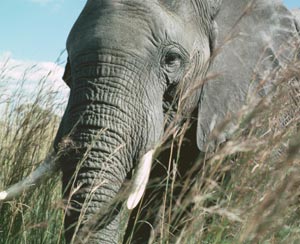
top-left (1, 0), bottom-right (299, 243)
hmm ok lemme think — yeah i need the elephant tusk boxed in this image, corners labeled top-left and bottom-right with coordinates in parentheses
top-left (0, 151), bottom-right (59, 201)
top-left (127, 149), bottom-right (154, 210)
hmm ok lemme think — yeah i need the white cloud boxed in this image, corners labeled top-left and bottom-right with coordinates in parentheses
top-left (0, 51), bottom-right (69, 115)
top-left (0, 51), bottom-right (67, 89)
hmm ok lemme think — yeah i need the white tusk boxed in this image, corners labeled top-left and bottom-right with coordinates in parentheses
top-left (127, 149), bottom-right (155, 210)
top-left (0, 191), bottom-right (8, 201)
top-left (0, 151), bottom-right (59, 201)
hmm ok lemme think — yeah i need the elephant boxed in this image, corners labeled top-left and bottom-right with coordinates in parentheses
top-left (293, 8), bottom-right (300, 30)
top-left (1, 0), bottom-right (299, 243)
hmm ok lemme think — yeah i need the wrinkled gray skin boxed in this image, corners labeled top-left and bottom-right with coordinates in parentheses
top-left (292, 8), bottom-right (300, 30)
top-left (53, 0), bottom-right (299, 243)
top-left (198, 0), bottom-right (300, 150)
top-left (54, 0), bottom-right (221, 243)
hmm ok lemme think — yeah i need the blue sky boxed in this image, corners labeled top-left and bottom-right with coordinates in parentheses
top-left (1, 0), bottom-right (85, 62)
top-left (0, 0), bottom-right (299, 63)
top-left (284, 0), bottom-right (300, 9)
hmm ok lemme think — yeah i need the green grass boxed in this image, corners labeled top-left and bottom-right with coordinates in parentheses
top-left (0, 40), bottom-right (300, 244)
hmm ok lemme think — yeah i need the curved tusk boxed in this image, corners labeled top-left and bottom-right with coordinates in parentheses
top-left (127, 149), bottom-right (155, 210)
top-left (0, 151), bottom-right (59, 201)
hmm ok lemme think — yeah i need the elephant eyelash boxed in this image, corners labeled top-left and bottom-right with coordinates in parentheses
top-left (164, 52), bottom-right (183, 66)
top-left (160, 43), bottom-right (189, 62)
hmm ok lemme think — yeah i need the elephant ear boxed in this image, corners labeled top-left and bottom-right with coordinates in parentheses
top-left (62, 58), bottom-right (72, 88)
top-left (292, 8), bottom-right (300, 31)
top-left (197, 0), bottom-right (300, 152)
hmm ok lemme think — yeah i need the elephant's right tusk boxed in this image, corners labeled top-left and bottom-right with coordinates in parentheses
top-left (127, 149), bottom-right (155, 210)
top-left (0, 151), bottom-right (59, 201)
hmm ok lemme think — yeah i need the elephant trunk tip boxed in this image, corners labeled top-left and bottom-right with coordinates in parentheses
top-left (127, 149), bottom-right (155, 210)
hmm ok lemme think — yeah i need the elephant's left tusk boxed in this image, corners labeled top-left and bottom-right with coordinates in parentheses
top-left (0, 151), bottom-right (59, 201)
top-left (127, 149), bottom-right (154, 210)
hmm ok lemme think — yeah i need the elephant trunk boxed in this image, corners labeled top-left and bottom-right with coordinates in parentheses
top-left (54, 51), bottom-right (156, 243)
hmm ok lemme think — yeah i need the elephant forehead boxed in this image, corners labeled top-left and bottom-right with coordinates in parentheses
top-left (67, 3), bottom-right (147, 56)
top-left (67, 0), bottom-right (206, 58)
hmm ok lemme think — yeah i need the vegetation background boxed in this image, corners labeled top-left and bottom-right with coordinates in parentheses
top-left (0, 1), bottom-right (300, 244)
top-left (0, 38), bottom-right (300, 244)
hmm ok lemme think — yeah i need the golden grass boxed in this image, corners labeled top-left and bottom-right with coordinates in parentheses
top-left (0, 31), bottom-right (300, 244)
top-left (0, 63), bottom-right (65, 244)
top-left (147, 36), bottom-right (300, 244)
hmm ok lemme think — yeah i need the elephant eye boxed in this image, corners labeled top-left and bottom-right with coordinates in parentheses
top-left (164, 52), bottom-right (182, 71)
top-left (162, 50), bottom-right (183, 73)
top-left (161, 46), bottom-right (188, 84)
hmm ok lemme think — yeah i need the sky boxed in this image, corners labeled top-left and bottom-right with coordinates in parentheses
top-left (284, 0), bottom-right (300, 9)
top-left (0, 0), bottom-right (86, 109)
top-left (0, 0), bottom-right (299, 112)
top-left (0, 0), bottom-right (86, 62)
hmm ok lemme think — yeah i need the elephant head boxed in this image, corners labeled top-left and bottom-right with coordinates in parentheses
top-left (52, 0), bottom-right (222, 242)
top-left (1, 0), bottom-right (299, 243)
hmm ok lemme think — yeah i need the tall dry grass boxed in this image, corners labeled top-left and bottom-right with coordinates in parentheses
top-left (0, 29), bottom-right (300, 244)
top-left (0, 61), bottom-right (65, 244)
top-left (144, 34), bottom-right (300, 244)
